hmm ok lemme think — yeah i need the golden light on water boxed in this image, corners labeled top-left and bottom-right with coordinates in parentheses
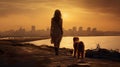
top-left (30, 36), bottom-right (120, 50)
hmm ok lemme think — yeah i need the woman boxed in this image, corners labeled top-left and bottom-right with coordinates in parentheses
top-left (50, 9), bottom-right (63, 55)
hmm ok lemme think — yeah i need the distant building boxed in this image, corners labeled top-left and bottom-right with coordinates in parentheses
top-left (15, 27), bottom-right (26, 36)
top-left (31, 26), bottom-right (36, 32)
top-left (78, 27), bottom-right (83, 32)
top-left (18, 27), bottom-right (25, 33)
top-left (87, 27), bottom-right (91, 32)
top-left (72, 26), bottom-right (77, 32)
top-left (72, 26), bottom-right (77, 35)
top-left (92, 28), bottom-right (97, 32)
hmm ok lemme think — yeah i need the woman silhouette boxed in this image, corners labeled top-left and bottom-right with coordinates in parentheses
top-left (50, 9), bottom-right (63, 55)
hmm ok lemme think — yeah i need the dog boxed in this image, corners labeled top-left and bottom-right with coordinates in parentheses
top-left (73, 37), bottom-right (85, 59)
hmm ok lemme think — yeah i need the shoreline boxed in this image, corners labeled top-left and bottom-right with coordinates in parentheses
top-left (0, 42), bottom-right (120, 67)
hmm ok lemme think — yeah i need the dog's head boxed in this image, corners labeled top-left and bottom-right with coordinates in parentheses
top-left (73, 37), bottom-right (79, 43)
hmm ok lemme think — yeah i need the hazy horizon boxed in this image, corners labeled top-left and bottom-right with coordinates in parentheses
top-left (0, 25), bottom-right (120, 32)
top-left (0, 0), bottom-right (120, 32)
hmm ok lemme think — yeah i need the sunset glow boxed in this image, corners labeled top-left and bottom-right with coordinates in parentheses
top-left (0, 0), bottom-right (120, 31)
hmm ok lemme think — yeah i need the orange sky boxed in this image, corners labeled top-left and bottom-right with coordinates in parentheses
top-left (0, 0), bottom-right (120, 32)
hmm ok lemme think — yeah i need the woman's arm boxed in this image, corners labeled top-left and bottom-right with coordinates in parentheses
top-left (60, 19), bottom-right (63, 35)
top-left (50, 18), bottom-right (53, 37)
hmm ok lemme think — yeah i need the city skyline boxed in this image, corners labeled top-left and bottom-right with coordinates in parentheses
top-left (0, 25), bottom-right (119, 32)
top-left (0, 26), bottom-right (120, 37)
top-left (0, 0), bottom-right (120, 31)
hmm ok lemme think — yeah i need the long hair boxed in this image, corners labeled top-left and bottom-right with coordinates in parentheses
top-left (53, 9), bottom-right (62, 21)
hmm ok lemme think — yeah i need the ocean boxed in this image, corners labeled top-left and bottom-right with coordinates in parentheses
top-left (29, 36), bottom-right (120, 50)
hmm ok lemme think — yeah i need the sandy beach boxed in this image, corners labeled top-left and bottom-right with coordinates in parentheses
top-left (0, 41), bottom-right (120, 67)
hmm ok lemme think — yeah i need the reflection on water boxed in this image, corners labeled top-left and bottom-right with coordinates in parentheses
top-left (29, 36), bottom-right (120, 50)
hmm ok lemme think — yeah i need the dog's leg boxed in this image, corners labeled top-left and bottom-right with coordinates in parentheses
top-left (77, 51), bottom-right (80, 59)
top-left (74, 48), bottom-right (77, 57)
top-left (81, 52), bottom-right (84, 59)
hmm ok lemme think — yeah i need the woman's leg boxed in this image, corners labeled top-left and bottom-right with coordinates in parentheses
top-left (56, 42), bottom-right (60, 55)
top-left (54, 46), bottom-right (58, 55)
top-left (54, 36), bottom-right (62, 55)
top-left (54, 42), bottom-right (59, 55)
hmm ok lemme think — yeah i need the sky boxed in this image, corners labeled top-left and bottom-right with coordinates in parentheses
top-left (0, 0), bottom-right (120, 32)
